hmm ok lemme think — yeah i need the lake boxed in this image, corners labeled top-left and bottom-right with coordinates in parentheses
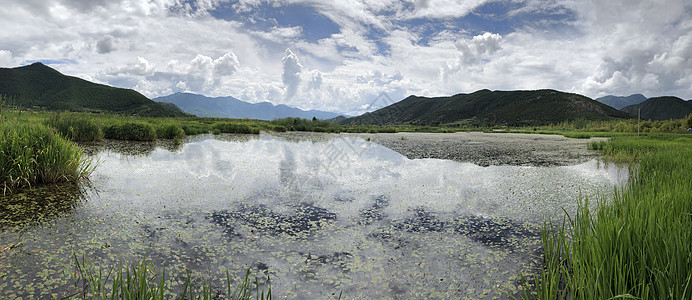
top-left (0, 132), bottom-right (628, 299)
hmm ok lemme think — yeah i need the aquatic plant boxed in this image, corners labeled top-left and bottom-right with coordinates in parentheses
top-left (46, 112), bottom-right (104, 142)
top-left (155, 123), bottom-right (186, 139)
top-left (103, 122), bottom-right (157, 141)
top-left (525, 136), bottom-right (692, 299)
top-left (0, 120), bottom-right (93, 193)
top-left (64, 253), bottom-right (272, 300)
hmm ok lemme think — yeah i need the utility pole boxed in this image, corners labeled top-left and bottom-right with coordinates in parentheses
top-left (638, 107), bottom-right (640, 137)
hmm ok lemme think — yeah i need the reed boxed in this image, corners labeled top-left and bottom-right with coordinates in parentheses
top-left (65, 253), bottom-right (272, 300)
top-left (46, 112), bottom-right (104, 142)
top-left (0, 120), bottom-right (93, 194)
top-left (524, 136), bottom-right (692, 299)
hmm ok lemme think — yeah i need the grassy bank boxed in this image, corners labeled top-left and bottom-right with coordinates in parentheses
top-left (0, 115), bottom-right (93, 194)
top-left (524, 135), bottom-right (692, 299)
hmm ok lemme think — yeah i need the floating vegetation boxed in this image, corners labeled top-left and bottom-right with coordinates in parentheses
top-left (211, 202), bottom-right (337, 237)
top-left (0, 184), bottom-right (86, 229)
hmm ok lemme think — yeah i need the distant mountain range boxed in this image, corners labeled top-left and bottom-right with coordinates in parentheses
top-left (0, 63), bottom-right (187, 117)
top-left (339, 89), bottom-right (632, 126)
top-left (595, 94), bottom-right (647, 110)
top-left (152, 92), bottom-right (343, 120)
top-left (622, 96), bottom-right (692, 121)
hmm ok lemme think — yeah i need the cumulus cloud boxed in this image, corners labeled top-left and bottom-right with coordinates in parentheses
top-left (106, 57), bottom-right (155, 76)
top-left (308, 70), bottom-right (323, 90)
top-left (282, 48), bottom-right (303, 100)
top-left (440, 32), bottom-right (502, 80)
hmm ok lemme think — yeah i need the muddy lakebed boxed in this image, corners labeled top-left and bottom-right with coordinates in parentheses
top-left (0, 132), bottom-right (627, 299)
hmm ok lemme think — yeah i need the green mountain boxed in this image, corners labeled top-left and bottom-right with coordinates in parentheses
top-left (0, 63), bottom-right (187, 117)
top-left (595, 94), bottom-right (647, 110)
top-left (340, 89), bottom-right (632, 126)
top-left (621, 96), bottom-right (692, 121)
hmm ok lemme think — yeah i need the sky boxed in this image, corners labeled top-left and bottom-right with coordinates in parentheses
top-left (1, 0), bottom-right (691, 115)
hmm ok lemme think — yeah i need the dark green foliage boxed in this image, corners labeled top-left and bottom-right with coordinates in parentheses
top-left (686, 114), bottom-right (692, 129)
top-left (213, 122), bottom-right (260, 134)
top-left (155, 123), bottom-right (185, 139)
top-left (0, 120), bottom-right (92, 192)
top-left (341, 89), bottom-right (632, 126)
top-left (622, 96), bottom-right (692, 121)
top-left (46, 113), bottom-right (104, 142)
top-left (103, 122), bottom-right (157, 141)
top-left (0, 63), bottom-right (187, 117)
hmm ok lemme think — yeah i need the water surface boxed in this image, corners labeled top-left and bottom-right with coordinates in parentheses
top-left (0, 133), bottom-right (628, 299)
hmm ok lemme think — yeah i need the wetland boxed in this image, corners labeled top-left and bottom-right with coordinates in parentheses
top-left (0, 132), bottom-right (627, 299)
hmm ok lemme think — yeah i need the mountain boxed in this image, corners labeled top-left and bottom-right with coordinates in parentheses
top-left (595, 94), bottom-right (647, 110)
top-left (339, 89), bottom-right (632, 126)
top-left (621, 96), bottom-right (692, 121)
top-left (152, 92), bottom-right (343, 120)
top-left (0, 63), bottom-right (187, 117)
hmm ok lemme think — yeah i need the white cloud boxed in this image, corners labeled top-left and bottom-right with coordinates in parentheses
top-left (281, 48), bottom-right (303, 100)
top-left (2, 0), bottom-right (692, 116)
top-left (408, 0), bottom-right (489, 19)
top-left (0, 50), bottom-right (13, 67)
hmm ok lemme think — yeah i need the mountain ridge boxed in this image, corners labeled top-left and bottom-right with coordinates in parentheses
top-left (339, 89), bottom-right (633, 126)
top-left (0, 63), bottom-right (187, 117)
top-left (152, 92), bottom-right (343, 120)
top-left (621, 96), bottom-right (692, 121)
top-left (595, 94), bottom-right (647, 110)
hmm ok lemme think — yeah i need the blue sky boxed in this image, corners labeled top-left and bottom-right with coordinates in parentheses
top-left (1, 0), bottom-right (691, 115)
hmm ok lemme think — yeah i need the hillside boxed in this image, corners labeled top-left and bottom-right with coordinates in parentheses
top-left (0, 63), bottom-right (187, 117)
top-left (595, 94), bottom-right (647, 110)
top-left (153, 92), bottom-right (342, 120)
top-left (621, 96), bottom-right (692, 121)
top-left (339, 89), bottom-right (633, 126)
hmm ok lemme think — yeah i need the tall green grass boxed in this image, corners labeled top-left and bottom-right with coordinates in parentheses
top-left (525, 136), bottom-right (692, 299)
top-left (103, 122), bottom-right (157, 141)
top-left (46, 113), bottom-right (104, 142)
top-left (64, 253), bottom-right (272, 299)
top-left (0, 120), bottom-right (93, 194)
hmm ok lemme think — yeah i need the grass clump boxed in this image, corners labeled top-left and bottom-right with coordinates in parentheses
top-left (64, 253), bottom-right (272, 300)
top-left (0, 120), bottom-right (93, 193)
top-left (525, 135), bottom-right (692, 299)
top-left (155, 123), bottom-right (186, 139)
top-left (213, 122), bottom-right (260, 134)
top-left (103, 122), bottom-right (157, 141)
top-left (46, 113), bottom-right (104, 142)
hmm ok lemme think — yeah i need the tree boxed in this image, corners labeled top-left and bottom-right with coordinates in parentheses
top-left (686, 113), bottom-right (692, 129)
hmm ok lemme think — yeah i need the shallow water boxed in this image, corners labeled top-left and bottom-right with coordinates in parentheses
top-left (0, 133), bottom-right (628, 299)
